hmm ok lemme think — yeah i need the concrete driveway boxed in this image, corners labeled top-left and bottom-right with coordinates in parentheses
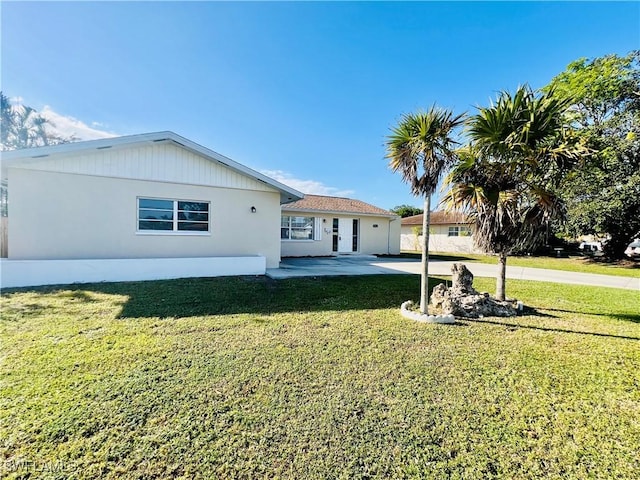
top-left (266, 255), bottom-right (640, 291)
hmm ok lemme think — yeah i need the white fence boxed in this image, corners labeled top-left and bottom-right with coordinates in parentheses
top-left (0, 256), bottom-right (266, 289)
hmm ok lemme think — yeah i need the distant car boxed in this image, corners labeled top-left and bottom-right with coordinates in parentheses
top-left (624, 240), bottom-right (640, 259)
top-left (579, 241), bottom-right (604, 257)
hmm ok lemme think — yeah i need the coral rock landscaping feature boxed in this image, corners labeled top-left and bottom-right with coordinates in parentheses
top-left (430, 263), bottom-right (518, 318)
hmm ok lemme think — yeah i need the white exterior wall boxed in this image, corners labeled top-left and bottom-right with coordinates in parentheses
top-left (8, 168), bottom-right (283, 268)
top-left (281, 212), bottom-right (400, 257)
top-left (400, 224), bottom-right (480, 253)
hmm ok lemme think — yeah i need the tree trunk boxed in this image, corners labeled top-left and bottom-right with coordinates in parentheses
top-left (420, 196), bottom-right (431, 314)
top-left (496, 252), bottom-right (507, 301)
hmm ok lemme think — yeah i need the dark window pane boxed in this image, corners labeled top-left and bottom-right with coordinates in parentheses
top-left (177, 221), bottom-right (208, 231)
top-left (352, 219), bottom-right (359, 251)
top-left (139, 209), bottom-right (173, 220)
top-left (178, 201), bottom-right (208, 212)
top-left (139, 198), bottom-right (173, 210)
top-left (281, 228), bottom-right (290, 239)
top-left (139, 220), bottom-right (173, 231)
top-left (178, 211), bottom-right (208, 221)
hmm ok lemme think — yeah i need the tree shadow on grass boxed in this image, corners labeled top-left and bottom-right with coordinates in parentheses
top-left (543, 307), bottom-right (640, 324)
top-left (14, 275), bottom-right (426, 319)
top-left (4, 276), bottom-right (638, 340)
top-left (464, 317), bottom-right (640, 341)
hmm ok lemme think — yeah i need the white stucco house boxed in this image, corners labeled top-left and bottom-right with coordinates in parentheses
top-left (280, 195), bottom-right (400, 257)
top-left (400, 211), bottom-right (481, 254)
top-left (0, 132), bottom-right (401, 288)
top-left (0, 131), bottom-right (304, 288)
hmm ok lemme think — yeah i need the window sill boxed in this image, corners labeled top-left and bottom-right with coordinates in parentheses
top-left (281, 239), bottom-right (316, 242)
top-left (136, 231), bottom-right (211, 236)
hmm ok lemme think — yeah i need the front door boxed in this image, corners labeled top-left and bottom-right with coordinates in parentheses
top-left (338, 218), bottom-right (358, 253)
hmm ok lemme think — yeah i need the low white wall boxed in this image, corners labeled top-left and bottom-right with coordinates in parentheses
top-left (0, 256), bottom-right (266, 289)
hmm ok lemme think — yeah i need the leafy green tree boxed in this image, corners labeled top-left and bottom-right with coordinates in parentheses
top-left (545, 52), bottom-right (640, 259)
top-left (389, 204), bottom-right (423, 218)
top-left (444, 86), bottom-right (587, 300)
top-left (386, 107), bottom-right (464, 313)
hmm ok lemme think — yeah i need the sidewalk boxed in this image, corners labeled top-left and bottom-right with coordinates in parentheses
top-left (266, 256), bottom-right (640, 291)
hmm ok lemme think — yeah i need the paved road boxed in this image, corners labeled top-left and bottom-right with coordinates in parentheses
top-left (266, 255), bottom-right (640, 291)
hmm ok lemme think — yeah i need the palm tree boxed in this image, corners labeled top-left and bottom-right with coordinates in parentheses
top-left (443, 86), bottom-right (587, 301)
top-left (386, 107), bottom-right (465, 314)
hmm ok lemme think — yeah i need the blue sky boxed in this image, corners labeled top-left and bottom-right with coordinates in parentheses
top-left (2, 1), bottom-right (639, 209)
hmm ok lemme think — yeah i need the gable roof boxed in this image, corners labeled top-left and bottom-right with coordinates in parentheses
top-left (0, 131), bottom-right (304, 204)
top-left (283, 194), bottom-right (397, 217)
top-left (402, 211), bottom-right (470, 226)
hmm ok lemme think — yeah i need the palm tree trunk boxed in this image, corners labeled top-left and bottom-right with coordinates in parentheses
top-left (496, 252), bottom-right (507, 301)
top-left (420, 196), bottom-right (431, 314)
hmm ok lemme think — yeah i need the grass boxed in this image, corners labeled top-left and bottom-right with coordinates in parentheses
top-left (399, 250), bottom-right (640, 278)
top-left (1, 275), bottom-right (639, 479)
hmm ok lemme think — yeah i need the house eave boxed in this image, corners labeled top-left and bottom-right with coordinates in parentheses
top-left (0, 131), bottom-right (304, 204)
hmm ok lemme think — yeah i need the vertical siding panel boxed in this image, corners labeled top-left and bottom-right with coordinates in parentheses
top-left (148, 145), bottom-right (156, 180)
top-left (151, 144), bottom-right (158, 180)
top-left (182, 149), bottom-right (190, 184)
top-left (12, 142), bottom-right (280, 194)
top-left (213, 161), bottom-right (219, 185)
top-left (130, 147), bottom-right (138, 178)
top-left (131, 145), bottom-right (141, 178)
top-left (137, 146), bottom-right (144, 178)
top-left (97, 151), bottom-right (105, 176)
top-left (207, 160), bottom-right (216, 185)
top-left (144, 145), bottom-right (151, 179)
top-left (94, 151), bottom-right (101, 176)
top-left (176, 146), bottom-right (183, 183)
top-left (196, 152), bottom-right (203, 185)
top-left (87, 155), bottom-right (96, 175)
top-left (151, 145), bottom-right (158, 181)
top-left (160, 144), bottom-right (167, 181)
top-left (160, 145), bottom-right (168, 183)
top-left (199, 155), bottom-right (205, 186)
top-left (121, 148), bottom-right (127, 178)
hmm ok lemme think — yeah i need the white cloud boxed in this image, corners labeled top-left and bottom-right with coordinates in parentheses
top-left (261, 169), bottom-right (355, 197)
top-left (40, 105), bottom-right (117, 141)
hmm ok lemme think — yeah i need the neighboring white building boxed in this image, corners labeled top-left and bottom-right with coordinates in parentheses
top-left (281, 195), bottom-right (400, 257)
top-left (400, 211), bottom-right (481, 254)
top-left (0, 132), bottom-right (303, 287)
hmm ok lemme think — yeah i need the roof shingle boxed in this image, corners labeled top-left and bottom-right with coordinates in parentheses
top-left (283, 195), bottom-right (395, 217)
top-left (401, 211), bottom-right (470, 226)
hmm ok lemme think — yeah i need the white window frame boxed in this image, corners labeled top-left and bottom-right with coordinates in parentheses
top-left (281, 215), bottom-right (321, 241)
top-left (136, 197), bottom-right (211, 236)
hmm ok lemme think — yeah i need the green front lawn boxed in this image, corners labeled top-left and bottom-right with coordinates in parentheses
top-left (399, 251), bottom-right (640, 278)
top-left (1, 276), bottom-right (639, 479)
